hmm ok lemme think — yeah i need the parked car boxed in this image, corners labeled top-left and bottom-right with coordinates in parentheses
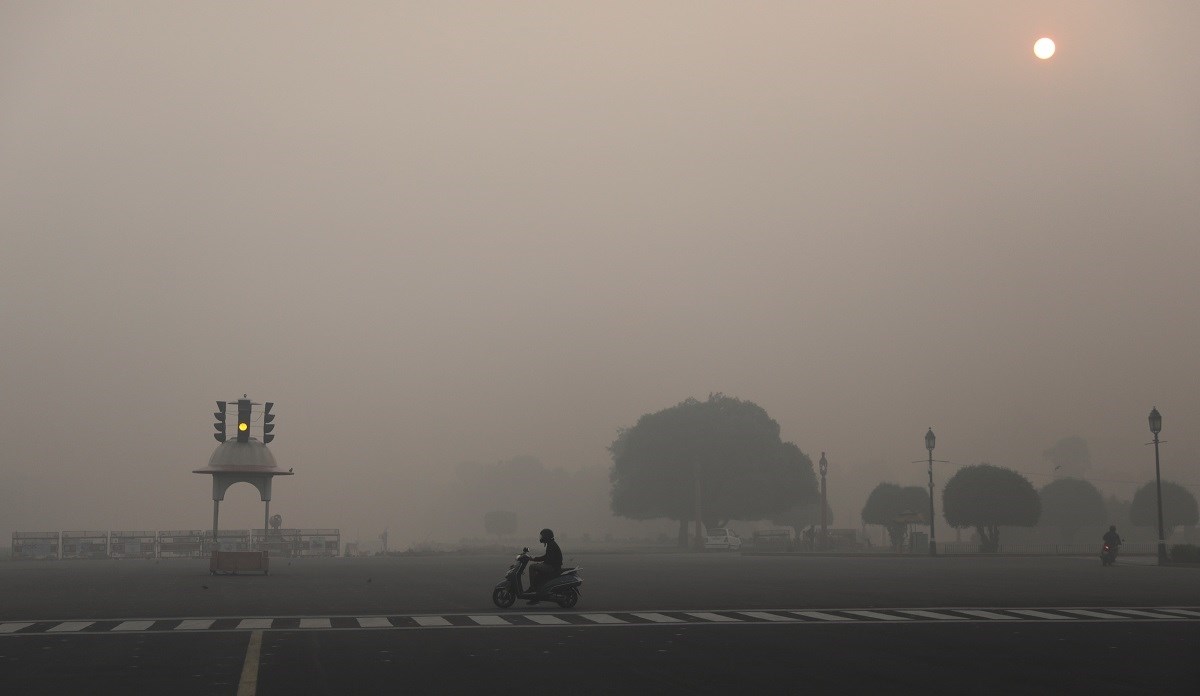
top-left (704, 528), bottom-right (742, 551)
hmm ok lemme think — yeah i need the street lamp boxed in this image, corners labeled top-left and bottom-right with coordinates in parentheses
top-left (1149, 407), bottom-right (1167, 565)
top-left (818, 452), bottom-right (828, 551)
top-left (925, 428), bottom-right (937, 556)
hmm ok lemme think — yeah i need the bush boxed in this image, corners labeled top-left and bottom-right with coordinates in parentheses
top-left (1169, 544), bottom-right (1200, 564)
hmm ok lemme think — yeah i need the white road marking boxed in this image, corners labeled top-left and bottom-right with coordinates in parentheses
top-left (1108, 609), bottom-right (1182, 619)
top-left (632, 613), bottom-right (683, 623)
top-left (237, 630), bottom-right (262, 696)
top-left (898, 610), bottom-right (964, 620)
top-left (844, 611), bottom-right (910, 621)
top-left (738, 612), bottom-right (797, 622)
top-left (687, 612), bottom-right (740, 622)
top-left (1160, 609), bottom-right (1200, 618)
top-left (789, 611), bottom-right (853, 621)
top-left (955, 610), bottom-right (1017, 620)
top-left (1061, 609), bottom-right (1132, 620)
top-left (579, 614), bottom-right (626, 624)
top-left (1009, 610), bottom-right (1074, 620)
top-left (3, 607), bottom-right (1199, 637)
top-left (48, 622), bottom-right (92, 632)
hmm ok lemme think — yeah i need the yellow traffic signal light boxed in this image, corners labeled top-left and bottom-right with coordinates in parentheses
top-left (238, 422), bottom-right (249, 432)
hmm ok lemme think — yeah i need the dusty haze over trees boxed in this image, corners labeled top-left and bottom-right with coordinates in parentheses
top-left (1, 2), bottom-right (1198, 546)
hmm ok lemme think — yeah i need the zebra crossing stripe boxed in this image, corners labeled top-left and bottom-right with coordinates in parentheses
top-left (299, 618), bottom-right (331, 629)
top-left (413, 616), bottom-right (451, 627)
top-left (0, 623), bottom-right (33, 633)
top-left (47, 621), bottom-right (92, 632)
top-left (579, 614), bottom-right (625, 624)
top-left (632, 613), bottom-right (683, 623)
top-left (175, 619), bottom-right (214, 631)
top-left (1009, 609), bottom-right (1074, 620)
top-left (898, 610), bottom-right (964, 620)
top-left (1161, 609), bottom-right (1200, 618)
top-left (1109, 609), bottom-right (1182, 619)
top-left (237, 619), bottom-right (273, 630)
top-left (114, 621), bottom-right (154, 631)
top-left (738, 611), bottom-right (797, 622)
top-left (1060, 609), bottom-right (1129, 620)
top-left (356, 617), bottom-right (391, 628)
top-left (525, 615), bottom-right (569, 625)
top-left (469, 615), bottom-right (510, 626)
top-left (955, 610), bottom-right (1017, 620)
top-left (686, 612), bottom-right (740, 622)
top-left (790, 611), bottom-right (853, 621)
top-left (844, 611), bottom-right (910, 621)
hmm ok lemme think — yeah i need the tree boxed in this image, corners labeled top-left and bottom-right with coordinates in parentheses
top-left (1038, 478), bottom-right (1107, 543)
top-left (1042, 436), bottom-right (1091, 478)
top-left (483, 511), bottom-right (517, 542)
top-left (861, 483), bottom-right (929, 551)
top-left (1130, 481), bottom-right (1199, 538)
top-left (942, 464), bottom-right (1040, 552)
top-left (609, 394), bottom-right (818, 547)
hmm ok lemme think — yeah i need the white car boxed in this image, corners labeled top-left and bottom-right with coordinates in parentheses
top-left (704, 528), bottom-right (742, 551)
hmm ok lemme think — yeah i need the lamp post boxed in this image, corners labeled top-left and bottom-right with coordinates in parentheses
top-left (925, 428), bottom-right (937, 556)
top-left (1149, 407), bottom-right (1167, 565)
top-left (819, 452), bottom-right (828, 551)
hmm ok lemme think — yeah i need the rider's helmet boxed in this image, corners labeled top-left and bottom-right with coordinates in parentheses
top-left (1109, 525), bottom-right (1117, 532)
top-left (539, 528), bottom-right (554, 544)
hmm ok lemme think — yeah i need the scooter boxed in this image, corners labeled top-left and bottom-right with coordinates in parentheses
top-left (492, 547), bottom-right (582, 609)
top-left (1100, 543), bottom-right (1118, 566)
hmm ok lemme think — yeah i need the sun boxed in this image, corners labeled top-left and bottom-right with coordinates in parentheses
top-left (1034, 37), bottom-right (1056, 60)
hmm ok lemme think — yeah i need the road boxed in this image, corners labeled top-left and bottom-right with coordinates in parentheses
top-left (2, 553), bottom-right (1199, 694)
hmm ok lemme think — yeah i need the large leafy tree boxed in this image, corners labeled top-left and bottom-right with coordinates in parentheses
top-left (1130, 481), bottom-right (1198, 537)
top-left (1038, 478), bottom-right (1107, 543)
top-left (861, 483), bottom-right (929, 550)
top-left (942, 464), bottom-right (1040, 552)
top-left (609, 394), bottom-right (817, 546)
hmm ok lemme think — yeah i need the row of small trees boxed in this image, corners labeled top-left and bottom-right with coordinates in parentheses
top-left (863, 465), bottom-right (1200, 552)
top-left (600, 393), bottom-right (1197, 552)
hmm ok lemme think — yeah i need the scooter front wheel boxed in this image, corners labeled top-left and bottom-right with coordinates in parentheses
top-left (492, 587), bottom-right (516, 608)
top-left (555, 588), bottom-right (579, 609)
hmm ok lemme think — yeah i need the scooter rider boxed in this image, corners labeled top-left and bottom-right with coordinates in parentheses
top-left (528, 528), bottom-right (562, 591)
top-left (1103, 525), bottom-right (1122, 548)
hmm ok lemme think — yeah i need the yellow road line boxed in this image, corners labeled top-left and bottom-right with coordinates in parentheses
top-left (237, 630), bottom-right (263, 696)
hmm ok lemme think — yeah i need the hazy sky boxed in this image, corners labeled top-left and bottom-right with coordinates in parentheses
top-left (2, 2), bottom-right (1198, 545)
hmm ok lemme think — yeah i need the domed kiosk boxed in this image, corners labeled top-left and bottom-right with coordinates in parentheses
top-left (194, 397), bottom-right (291, 575)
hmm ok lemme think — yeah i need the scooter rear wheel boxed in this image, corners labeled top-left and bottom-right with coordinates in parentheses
top-left (555, 588), bottom-right (579, 609)
top-left (492, 587), bottom-right (516, 608)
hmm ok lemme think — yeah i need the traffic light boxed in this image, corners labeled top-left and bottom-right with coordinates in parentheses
top-left (262, 402), bottom-right (275, 444)
top-left (213, 401), bottom-right (227, 442)
top-left (236, 398), bottom-right (252, 443)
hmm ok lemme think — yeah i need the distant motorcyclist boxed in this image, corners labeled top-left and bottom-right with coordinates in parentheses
top-left (528, 528), bottom-right (563, 591)
top-left (1103, 525), bottom-right (1122, 548)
